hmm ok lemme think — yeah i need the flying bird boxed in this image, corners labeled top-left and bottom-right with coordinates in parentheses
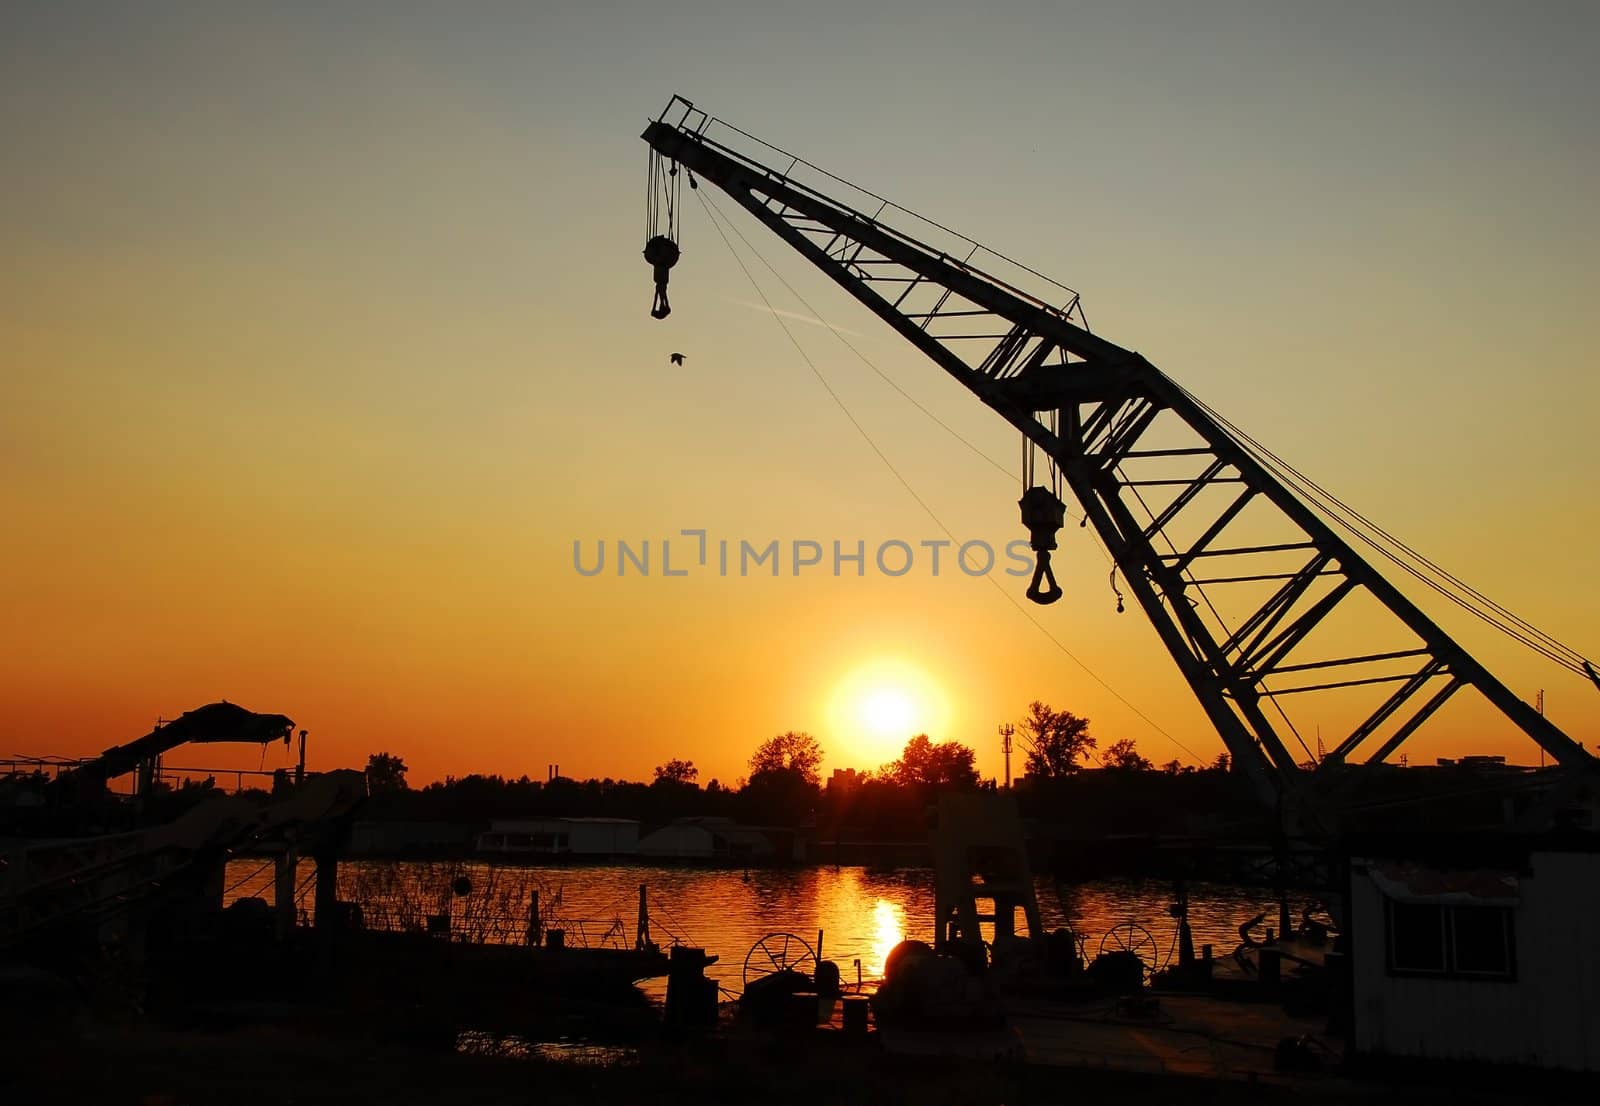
top-left (669, 352), bottom-right (685, 366)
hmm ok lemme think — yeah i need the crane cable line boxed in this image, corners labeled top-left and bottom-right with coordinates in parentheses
top-left (701, 140), bottom-right (1597, 686)
top-left (694, 187), bottom-right (1207, 766)
top-left (694, 188), bottom-right (964, 563)
top-left (1184, 383), bottom-right (1579, 662)
top-left (645, 148), bottom-right (682, 246)
top-left (1174, 382), bottom-right (1595, 680)
top-left (695, 188), bottom-right (1122, 577)
top-left (706, 203), bottom-right (1023, 485)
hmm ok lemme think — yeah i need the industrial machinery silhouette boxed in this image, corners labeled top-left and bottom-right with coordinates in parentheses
top-left (640, 95), bottom-right (1596, 817)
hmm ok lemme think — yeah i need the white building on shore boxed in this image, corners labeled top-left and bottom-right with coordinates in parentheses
top-left (475, 816), bottom-right (639, 858)
top-left (638, 817), bottom-right (776, 862)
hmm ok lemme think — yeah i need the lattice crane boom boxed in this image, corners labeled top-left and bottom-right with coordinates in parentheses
top-left (641, 97), bottom-right (1592, 808)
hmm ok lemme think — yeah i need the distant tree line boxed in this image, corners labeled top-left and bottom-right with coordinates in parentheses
top-left (357, 702), bottom-right (1250, 838)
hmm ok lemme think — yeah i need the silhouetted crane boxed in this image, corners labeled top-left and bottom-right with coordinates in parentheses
top-left (640, 95), bottom-right (1596, 816)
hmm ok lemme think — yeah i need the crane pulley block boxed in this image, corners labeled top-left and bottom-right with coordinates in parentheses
top-left (1019, 486), bottom-right (1066, 552)
top-left (644, 148), bottom-right (685, 320)
top-left (1019, 486), bottom-right (1067, 605)
top-left (644, 234), bottom-right (679, 319)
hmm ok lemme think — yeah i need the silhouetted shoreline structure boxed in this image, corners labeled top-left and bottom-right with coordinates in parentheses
top-left (6, 82), bottom-right (1600, 1089)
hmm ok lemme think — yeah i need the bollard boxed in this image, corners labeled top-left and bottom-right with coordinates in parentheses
top-left (1259, 947), bottom-right (1281, 996)
top-left (665, 946), bottom-right (719, 1029)
top-left (841, 994), bottom-right (870, 1038)
top-left (785, 991), bottom-right (820, 1033)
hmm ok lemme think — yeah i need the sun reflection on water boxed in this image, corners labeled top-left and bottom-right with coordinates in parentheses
top-left (868, 898), bottom-right (906, 979)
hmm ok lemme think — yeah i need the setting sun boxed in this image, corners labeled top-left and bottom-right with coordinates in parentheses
top-left (860, 689), bottom-right (915, 740)
top-left (826, 657), bottom-right (951, 765)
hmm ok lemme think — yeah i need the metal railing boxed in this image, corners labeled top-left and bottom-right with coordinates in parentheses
top-left (652, 94), bottom-right (1089, 326)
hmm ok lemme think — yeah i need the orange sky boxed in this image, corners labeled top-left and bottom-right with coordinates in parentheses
top-left (3, 4), bottom-right (1597, 788)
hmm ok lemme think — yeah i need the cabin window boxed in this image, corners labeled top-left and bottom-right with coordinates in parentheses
top-left (1385, 899), bottom-right (1515, 980)
top-left (1450, 906), bottom-right (1514, 977)
top-left (1387, 902), bottom-right (1446, 973)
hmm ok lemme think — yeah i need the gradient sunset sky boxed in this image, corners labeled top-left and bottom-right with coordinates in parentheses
top-left (4, 1), bottom-right (1596, 787)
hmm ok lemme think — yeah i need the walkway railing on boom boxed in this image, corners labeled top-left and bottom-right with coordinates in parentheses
top-left (653, 94), bottom-right (1090, 330)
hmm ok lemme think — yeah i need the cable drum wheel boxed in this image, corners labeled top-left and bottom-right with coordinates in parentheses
top-left (1097, 922), bottom-right (1160, 979)
top-left (742, 931), bottom-right (817, 990)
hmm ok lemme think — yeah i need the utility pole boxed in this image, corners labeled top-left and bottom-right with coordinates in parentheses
top-left (998, 723), bottom-right (1015, 789)
top-left (1538, 690), bottom-right (1545, 767)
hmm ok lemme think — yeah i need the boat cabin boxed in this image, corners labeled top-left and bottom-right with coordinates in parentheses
top-left (1346, 833), bottom-right (1600, 1072)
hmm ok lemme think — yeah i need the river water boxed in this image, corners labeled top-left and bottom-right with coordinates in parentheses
top-left (225, 859), bottom-right (1317, 994)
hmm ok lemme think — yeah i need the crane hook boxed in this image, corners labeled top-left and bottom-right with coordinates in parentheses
top-left (1018, 486), bottom-right (1067, 607)
top-left (1027, 550), bottom-right (1064, 605)
top-left (643, 234), bottom-right (680, 320)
